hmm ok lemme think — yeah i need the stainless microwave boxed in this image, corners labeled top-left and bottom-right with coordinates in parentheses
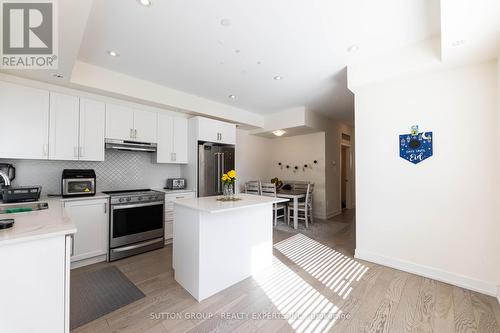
top-left (62, 169), bottom-right (96, 197)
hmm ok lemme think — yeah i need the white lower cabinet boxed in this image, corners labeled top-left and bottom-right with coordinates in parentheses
top-left (0, 235), bottom-right (71, 333)
top-left (63, 198), bottom-right (109, 264)
top-left (164, 191), bottom-right (195, 241)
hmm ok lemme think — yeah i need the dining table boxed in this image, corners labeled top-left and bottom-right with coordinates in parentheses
top-left (276, 189), bottom-right (307, 229)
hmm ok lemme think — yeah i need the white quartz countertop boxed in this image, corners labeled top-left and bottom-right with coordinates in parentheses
top-left (0, 198), bottom-right (76, 247)
top-left (152, 188), bottom-right (195, 194)
top-left (174, 193), bottom-right (289, 213)
top-left (59, 192), bottom-right (110, 202)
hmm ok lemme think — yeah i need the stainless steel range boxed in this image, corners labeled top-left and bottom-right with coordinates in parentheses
top-left (103, 189), bottom-right (165, 261)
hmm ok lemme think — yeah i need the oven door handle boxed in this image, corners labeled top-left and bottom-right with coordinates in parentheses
top-left (111, 237), bottom-right (164, 252)
top-left (111, 201), bottom-right (164, 210)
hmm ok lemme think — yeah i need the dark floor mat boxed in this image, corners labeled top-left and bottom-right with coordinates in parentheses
top-left (70, 266), bottom-right (145, 330)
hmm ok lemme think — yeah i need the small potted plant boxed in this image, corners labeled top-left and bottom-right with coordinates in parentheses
top-left (221, 170), bottom-right (236, 199)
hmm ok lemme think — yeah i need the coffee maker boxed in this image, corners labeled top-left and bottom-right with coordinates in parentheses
top-left (0, 163), bottom-right (15, 186)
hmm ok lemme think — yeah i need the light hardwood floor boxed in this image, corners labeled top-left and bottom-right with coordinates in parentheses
top-left (72, 210), bottom-right (500, 333)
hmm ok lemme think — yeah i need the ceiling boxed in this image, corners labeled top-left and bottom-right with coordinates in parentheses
top-left (77, 0), bottom-right (441, 124)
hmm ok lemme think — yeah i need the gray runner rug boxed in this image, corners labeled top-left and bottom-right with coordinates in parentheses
top-left (70, 266), bottom-right (145, 330)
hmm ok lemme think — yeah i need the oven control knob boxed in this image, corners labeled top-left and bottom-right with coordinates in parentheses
top-left (138, 196), bottom-right (143, 201)
top-left (149, 196), bottom-right (154, 200)
top-left (126, 197), bottom-right (131, 202)
top-left (118, 198), bottom-right (124, 203)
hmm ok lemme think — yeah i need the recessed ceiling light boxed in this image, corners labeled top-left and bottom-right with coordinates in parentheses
top-left (347, 44), bottom-right (359, 53)
top-left (52, 73), bottom-right (64, 79)
top-left (107, 50), bottom-right (119, 57)
top-left (273, 75), bottom-right (282, 80)
top-left (273, 130), bottom-right (286, 137)
top-left (220, 18), bottom-right (231, 27)
top-left (137, 0), bottom-right (152, 7)
top-left (228, 94), bottom-right (236, 99)
top-left (451, 40), bottom-right (466, 47)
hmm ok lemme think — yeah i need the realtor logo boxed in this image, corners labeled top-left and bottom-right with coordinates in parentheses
top-left (1, 0), bottom-right (58, 69)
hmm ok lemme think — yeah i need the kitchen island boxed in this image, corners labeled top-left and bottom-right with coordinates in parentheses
top-left (0, 198), bottom-right (76, 333)
top-left (173, 193), bottom-right (288, 302)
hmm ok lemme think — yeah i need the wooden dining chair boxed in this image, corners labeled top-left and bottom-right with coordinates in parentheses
top-left (287, 183), bottom-right (314, 228)
top-left (245, 181), bottom-right (261, 195)
top-left (292, 181), bottom-right (310, 191)
top-left (260, 182), bottom-right (287, 226)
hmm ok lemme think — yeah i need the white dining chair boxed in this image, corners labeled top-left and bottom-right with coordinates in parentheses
top-left (245, 181), bottom-right (261, 195)
top-left (260, 182), bottom-right (287, 226)
top-left (287, 183), bottom-right (314, 228)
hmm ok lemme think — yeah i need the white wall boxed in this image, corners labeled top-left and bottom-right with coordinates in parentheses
top-left (268, 132), bottom-right (326, 218)
top-left (235, 129), bottom-right (273, 192)
top-left (354, 61), bottom-right (500, 296)
top-left (236, 129), bottom-right (328, 218)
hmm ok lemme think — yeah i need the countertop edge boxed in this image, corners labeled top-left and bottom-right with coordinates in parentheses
top-left (174, 196), bottom-right (289, 214)
top-left (0, 224), bottom-right (77, 247)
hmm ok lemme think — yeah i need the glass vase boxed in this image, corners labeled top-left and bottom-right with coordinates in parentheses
top-left (223, 183), bottom-right (234, 200)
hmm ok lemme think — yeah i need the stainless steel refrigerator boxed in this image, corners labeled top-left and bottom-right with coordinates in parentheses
top-left (198, 142), bottom-right (235, 197)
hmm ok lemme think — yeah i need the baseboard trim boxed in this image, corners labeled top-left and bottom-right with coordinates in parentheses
top-left (355, 249), bottom-right (497, 297)
top-left (70, 254), bottom-right (107, 269)
top-left (326, 210), bottom-right (342, 219)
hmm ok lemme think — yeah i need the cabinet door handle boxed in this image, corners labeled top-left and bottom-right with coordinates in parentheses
top-left (130, 129), bottom-right (134, 139)
top-left (134, 129), bottom-right (138, 139)
top-left (173, 152), bottom-right (176, 161)
top-left (104, 202), bottom-right (107, 214)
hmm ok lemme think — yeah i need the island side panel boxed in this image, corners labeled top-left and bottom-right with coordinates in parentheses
top-left (198, 204), bottom-right (273, 301)
top-left (0, 236), bottom-right (67, 333)
top-left (173, 204), bottom-right (201, 300)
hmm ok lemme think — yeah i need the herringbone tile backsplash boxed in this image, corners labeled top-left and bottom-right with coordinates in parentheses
top-left (0, 150), bottom-right (181, 195)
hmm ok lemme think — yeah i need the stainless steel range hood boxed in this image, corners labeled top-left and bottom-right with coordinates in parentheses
top-left (105, 139), bottom-right (157, 152)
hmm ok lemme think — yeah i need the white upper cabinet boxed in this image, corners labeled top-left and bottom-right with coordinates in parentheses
top-left (105, 104), bottom-right (157, 142)
top-left (0, 81), bottom-right (50, 160)
top-left (156, 114), bottom-right (188, 164)
top-left (79, 99), bottom-right (105, 161)
top-left (49, 93), bottom-right (80, 161)
top-left (196, 117), bottom-right (236, 145)
top-left (105, 104), bottom-right (135, 141)
top-left (134, 109), bottom-right (158, 143)
top-left (49, 93), bottom-right (105, 162)
top-left (173, 117), bottom-right (188, 163)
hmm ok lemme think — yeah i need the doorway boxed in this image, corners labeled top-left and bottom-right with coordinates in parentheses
top-left (340, 144), bottom-right (352, 210)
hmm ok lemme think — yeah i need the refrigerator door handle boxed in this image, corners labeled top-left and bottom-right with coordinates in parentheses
top-left (216, 153), bottom-right (221, 194)
top-left (221, 153), bottom-right (225, 175)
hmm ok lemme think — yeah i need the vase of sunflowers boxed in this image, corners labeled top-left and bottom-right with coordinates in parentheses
top-left (221, 169), bottom-right (236, 200)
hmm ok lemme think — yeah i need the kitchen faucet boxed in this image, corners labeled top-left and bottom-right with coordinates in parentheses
top-left (0, 171), bottom-right (11, 187)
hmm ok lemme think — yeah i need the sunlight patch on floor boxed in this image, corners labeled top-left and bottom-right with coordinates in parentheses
top-left (274, 234), bottom-right (368, 299)
top-left (254, 257), bottom-right (341, 333)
